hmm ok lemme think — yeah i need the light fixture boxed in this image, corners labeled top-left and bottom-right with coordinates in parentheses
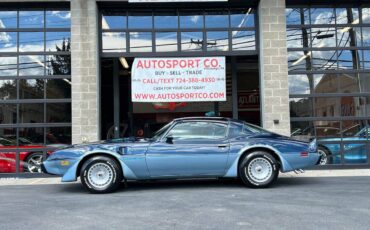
top-left (119, 57), bottom-right (129, 69)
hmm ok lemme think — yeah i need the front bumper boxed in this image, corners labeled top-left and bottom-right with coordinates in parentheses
top-left (40, 162), bottom-right (58, 175)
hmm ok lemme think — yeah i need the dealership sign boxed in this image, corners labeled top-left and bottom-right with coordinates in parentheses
top-left (131, 57), bottom-right (226, 102)
top-left (129, 0), bottom-right (226, 2)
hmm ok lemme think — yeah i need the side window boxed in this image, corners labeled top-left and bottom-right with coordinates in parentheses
top-left (166, 121), bottom-right (227, 140)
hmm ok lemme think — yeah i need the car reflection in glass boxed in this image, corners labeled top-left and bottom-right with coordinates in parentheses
top-left (292, 125), bottom-right (369, 165)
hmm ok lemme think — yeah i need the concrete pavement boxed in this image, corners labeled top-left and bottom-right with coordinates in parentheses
top-left (1, 169), bottom-right (370, 186)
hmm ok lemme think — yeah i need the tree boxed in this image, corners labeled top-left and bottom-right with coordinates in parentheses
top-left (48, 38), bottom-right (71, 75)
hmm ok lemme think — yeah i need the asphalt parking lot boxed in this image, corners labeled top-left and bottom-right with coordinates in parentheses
top-left (1, 173), bottom-right (370, 230)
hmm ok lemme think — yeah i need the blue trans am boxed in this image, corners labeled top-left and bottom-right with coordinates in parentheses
top-left (42, 117), bottom-right (320, 193)
top-left (318, 126), bottom-right (369, 165)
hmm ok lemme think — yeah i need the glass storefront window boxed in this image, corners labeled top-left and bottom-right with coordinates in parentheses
top-left (154, 12), bottom-right (178, 29)
top-left (46, 55), bottom-right (71, 75)
top-left (180, 11), bottom-right (203, 29)
top-left (102, 32), bottom-right (126, 52)
top-left (290, 121), bottom-right (315, 141)
top-left (46, 127), bottom-right (71, 145)
top-left (102, 8), bottom-right (256, 54)
top-left (0, 56), bottom-right (17, 76)
top-left (0, 104), bottom-right (17, 124)
top-left (128, 12), bottom-right (152, 29)
top-left (102, 15), bottom-right (126, 29)
top-left (337, 50), bottom-right (354, 69)
top-left (46, 32), bottom-right (71, 52)
top-left (181, 32), bottom-right (203, 51)
top-left (311, 27), bottom-right (336, 48)
top-left (287, 6), bottom-right (370, 165)
top-left (19, 11), bottom-right (44, 28)
top-left (230, 9), bottom-right (254, 28)
top-left (0, 8), bottom-right (71, 174)
top-left (288, 74), bottom-right (311, 94)
top-left (19, 79), bottom-right (44, 99)
top-left (19, 32), bottom-right (44, 52)
top-left (231, 30), bottom-right (255, 50)
top-left (359, 73), bottom-right (370, 92)
top-left (155, 32), bottom-right (177, 52)
top-left (313, 73), bottom-right (338, 94)
top-left (19, 103), bottom-right (44, 123)
top-left (290, 97), bottom-right (313, 117)
top-left (46, 103), bottom-right (71, 123)
top-left (19, 127), bottom-right (44, 145)
top-left (206, 31), bottom-right (229, 51)
top-left (338, 73), bottom-right (361, 93)
top-left (46, 11), bottom-right (71, 28)
top-left (205, 11), bottom-right (229, 28)
top-left (19, 55), bottom-right (45, 76)
top-left (362, 8), bottom-right (370, 24)
top-left (361, 27), bottom-right (370, 47)
top-left (130, 32), bottom-right (152, 52)
top-left (337, 27), bottom-right (361, 47)
top-left (46, 79), bottom-right (71, 99)
top-left (336, 8), bottom-right (359, 24)
top-left (311, 50), bottom-right (337, 70)
top-left (0, 152), bottom-right (16, 173)
top-left (286, 28), bottom-right (311, 48)
top-left (0, 80), bottom-right (16, 100)
top-left (286, 8), bottom-right (309, 25)
top-left (0, 11), bottom-right (17, 28)
top-left (288, 50), bottom-right (310, 71)
top-left (314, 120), bottom-right (341, 138)
top-left (0, 32), bottom-right (17, 52)
top-left (310, 8), bottom-right (336, 25)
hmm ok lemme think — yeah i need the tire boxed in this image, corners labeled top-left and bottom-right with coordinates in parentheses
top-left (317, 147), bottom-right (331, 165)
top-left (80, 156), bottom-right (123, 194)
top-left (24, 152), bottom-right (43, 173)
top-left (238, 151), bottom-right (279, 188)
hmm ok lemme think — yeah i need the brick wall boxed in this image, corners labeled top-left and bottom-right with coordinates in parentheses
top-left (71, 0), bottom-right (100, 144)
top-left (258, 0), bottom-right (291, 136)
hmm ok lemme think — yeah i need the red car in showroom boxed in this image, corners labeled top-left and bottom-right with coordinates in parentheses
top-left (0, 137), bottom-right (48, 173)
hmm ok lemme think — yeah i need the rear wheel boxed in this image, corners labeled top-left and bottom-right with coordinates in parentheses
top-left (238, 151), bottom-right (279, 188)
top-left (80, 156), bottom-right (123, 193)
top-left (318, 147), bottom-right (331, 165)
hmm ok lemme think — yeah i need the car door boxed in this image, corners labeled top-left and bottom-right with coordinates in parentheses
top-left (145, 121), bottom-right (230, 178)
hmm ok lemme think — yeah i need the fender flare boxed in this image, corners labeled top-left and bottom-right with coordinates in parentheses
top-left (61, 150), bottom-right (137, 182)
top-left (224, 144), bottom-right (294, 177)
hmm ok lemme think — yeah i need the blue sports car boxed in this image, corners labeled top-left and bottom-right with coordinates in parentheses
top-left (42, 117), bottom-right (320, 193)
top-left (318, 126), bottom-right (369, 165)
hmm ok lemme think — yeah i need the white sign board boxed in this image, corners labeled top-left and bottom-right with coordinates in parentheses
top-left (131, 57), bottom-right (226, 102)
top-left (129, 0), bottom-right (226, 2)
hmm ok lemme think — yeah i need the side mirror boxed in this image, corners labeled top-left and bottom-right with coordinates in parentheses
top-left (165, 136), bottom-right (174, 144)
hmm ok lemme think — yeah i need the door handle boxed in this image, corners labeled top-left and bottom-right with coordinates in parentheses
top-left (218, 144), bottom-right (228, 148)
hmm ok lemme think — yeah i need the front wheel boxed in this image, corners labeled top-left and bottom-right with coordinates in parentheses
top-left (80, 156), bottom-right (123, 193)
top-left (239, 151), bottom-right (279, 188)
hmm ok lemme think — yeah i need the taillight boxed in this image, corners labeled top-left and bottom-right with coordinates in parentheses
top-left (300, 151), bottom-right (309, 157)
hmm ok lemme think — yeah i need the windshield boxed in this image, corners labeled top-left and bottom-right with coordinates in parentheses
top-left (151, 122), bottom-right (173, 140)
top-left (243, 122), bottom-right (270, 134)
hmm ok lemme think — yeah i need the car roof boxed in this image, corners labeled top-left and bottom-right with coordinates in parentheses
top-left (173, 117), bottom-right (242, 123)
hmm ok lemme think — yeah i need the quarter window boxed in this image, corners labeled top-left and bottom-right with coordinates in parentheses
top-left (167, 122), bottom-right (227, 140)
